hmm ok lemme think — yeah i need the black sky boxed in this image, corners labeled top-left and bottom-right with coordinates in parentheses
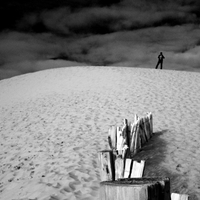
top-left (0, 0), bottom-right (200, 79)
top-left (0, 0), bottom-right (122, 30)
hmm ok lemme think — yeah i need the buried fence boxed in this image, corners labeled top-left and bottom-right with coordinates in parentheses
top-left (98, 113), bottom-right (189, 200)
top-left (108, 113), bottom-right (153, 158)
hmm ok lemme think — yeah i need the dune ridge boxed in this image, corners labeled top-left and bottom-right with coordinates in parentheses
top-left (0, 67), bottom-right (200, 200)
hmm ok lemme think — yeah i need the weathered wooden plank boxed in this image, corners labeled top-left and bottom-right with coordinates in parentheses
top-left (139, 118), bottom-right (148, 145)
top-left (128, 121), bottom-right (132, 147)
top-left (147, 112), bottom-right (153, 137)
top-left (134, 114), bottom-right (139, 124)
top-left (134, 121), bottom-right (141, 154)
top-left (115, 157), bottom-right (124, 180)
top-left (108, 126), bottom-right (117, 150)
top-left (122, 145), bottom-right (129, 159)
top-left (122, 119), bottom-right (129, 146)
top-left (121, 119), bottom-right (130, 158)
top-left (129, 122), bottom-right (137, 156)
top-left (143, 116), bottom-right (150, 141)
top-left (116, 127), bottom-right (123, 156)
top-left (123, 158), bottom-right (132, 178)
top-left (108, 130), bottom-right (113, 150)
top-left (159, 179), bottom-right (171, 200)
top-left (99, 150), bottom-right (115, 181)
top-left (101, 182), bottom-right (148, 200)
top-left (129, 117), bottom-right (142, 157)
top-left (171, 193), bottom-right (189, 200)
top-left (100, 177), bottom-right (170, 200)
top-left (131, 160), bottom-right (145, 178)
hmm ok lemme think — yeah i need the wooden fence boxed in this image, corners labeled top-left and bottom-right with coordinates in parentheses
top-left (107, 113), bottom-right (153, 158)
top-left (99, 113), bottom-right (189, 200)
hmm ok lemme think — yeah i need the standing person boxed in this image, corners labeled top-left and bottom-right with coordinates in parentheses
top-left (155, 52), bottom-right (165, 69)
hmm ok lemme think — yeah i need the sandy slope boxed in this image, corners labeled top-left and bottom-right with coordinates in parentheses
top-left (0, 67), bottom-right (200, 200)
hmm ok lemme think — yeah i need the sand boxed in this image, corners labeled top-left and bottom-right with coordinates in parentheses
top-left (0, 67), bottom-right (200, 200)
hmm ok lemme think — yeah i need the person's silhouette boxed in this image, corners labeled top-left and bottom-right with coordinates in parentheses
top-left (155, 52), bottom-right (165, 69)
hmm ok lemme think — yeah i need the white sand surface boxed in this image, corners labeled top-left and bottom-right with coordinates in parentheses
top-left (0, 67), bottom-right (200, 200)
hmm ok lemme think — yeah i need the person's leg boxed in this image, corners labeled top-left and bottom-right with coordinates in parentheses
top-left (160, 61), bottom-right (163, 69)
top-left (155, 61), bottom-right (159, 69)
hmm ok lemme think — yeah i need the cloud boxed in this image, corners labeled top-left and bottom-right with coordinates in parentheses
top-left (1, 23), bottom-right (200, 80)
top-left (0, 31), bottom-right (89, 79)
top-left (1, 0), bottom-right (200, 80)
top-left (0, 31), bottom-right (61, 67)
top-left (69, 24), bottom-right (200, 69)
top-left (17, 0), bottom-right (199, 35)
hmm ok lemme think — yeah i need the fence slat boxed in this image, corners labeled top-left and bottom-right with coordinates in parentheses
top-left (147, 112), bottom-right (153, 137)
top-left (171, 193), bottom-right (189, 200)
top-left (115, 157), bottom-right (124, 179)
top-left (116, 127), bottom-right (123, 156)
top-left (124, 159), bottom-right (132, 178)
top-left (134, 121), bottom-right (141, 154)
top-left (131, 160), bottom-right (145, 178)
top-left (99, 150), bottom-right (115, 181)
top-left (108, 126), bottom-right (117, 150)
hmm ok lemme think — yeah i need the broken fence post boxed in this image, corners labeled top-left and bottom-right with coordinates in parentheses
top-left (99, 150), bottom-right (115, 181)
top-left (171, 193), bottom-right (189, 200)
top-left (115, 157), bottom-right (124, 179)
top-left (109, 113), bottom-right (153, 158)
top-left (108, 126), bottom-right (117, 150)
top-left (100, 177), bottom-right (171, 200)
top-left (131, 160), bottom-right (145, 178)
top-left (124, 159), bottom-right (145, 179)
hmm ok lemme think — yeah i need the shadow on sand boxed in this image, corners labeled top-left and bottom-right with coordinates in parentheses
top-left (132, 129), bottom-right (198, 199)
top-left (132, 130), bottom-right (168, 176)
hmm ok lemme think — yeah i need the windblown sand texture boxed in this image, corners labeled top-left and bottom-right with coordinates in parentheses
top-left (0, 67), bottom-right (200, 200)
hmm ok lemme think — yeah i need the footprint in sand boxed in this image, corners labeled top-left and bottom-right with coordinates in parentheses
top-left (59, 182), bottom-right (77, 194)
top-left (176, 164), bottom-right (182, 172)
top-left (176, 164), bottom-right (188, 175)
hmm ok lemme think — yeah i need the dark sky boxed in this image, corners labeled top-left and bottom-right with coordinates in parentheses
top-left (0, 0), bottom-right (200, 79)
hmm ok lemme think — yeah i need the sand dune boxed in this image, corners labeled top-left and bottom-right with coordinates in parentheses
top-left (0, 67), bottom-right (200, 200)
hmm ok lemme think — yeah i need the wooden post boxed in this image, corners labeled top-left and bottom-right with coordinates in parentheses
top-left (108, 126), bottom-right (117, 150)
top-left (128, 122), bottom-right (132, 148)
top-left (124, 158), bottom-right (132, 178)
top-left (129, 122), bottom-right (137, 157)
top-left (147, 112), bottom-right (153, 137)
top-left (122, 119), bottom-right (129, 147)
top-left (139, 118), bottom-right (148, 145)
top-left (131, 160), bottom-right (145, 178)
top-left (99, 150), bottom-right (115, 181)
top-left (124, 159), bottom-right (145, 178)
top-left (134, 114), bottom-right (139, 123)
top-left (134, 121), bottom-right (141, 154)
top-left (117, 127), bottom-right (123, 156)
top-left (115, 157), bottom-right (124, 180)
top-left (129, 119), bottom-right (142, 157)
top-left (100, 177), bottom-right (171, 200)
top-left (171, 193), bottom-right (189, 200)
